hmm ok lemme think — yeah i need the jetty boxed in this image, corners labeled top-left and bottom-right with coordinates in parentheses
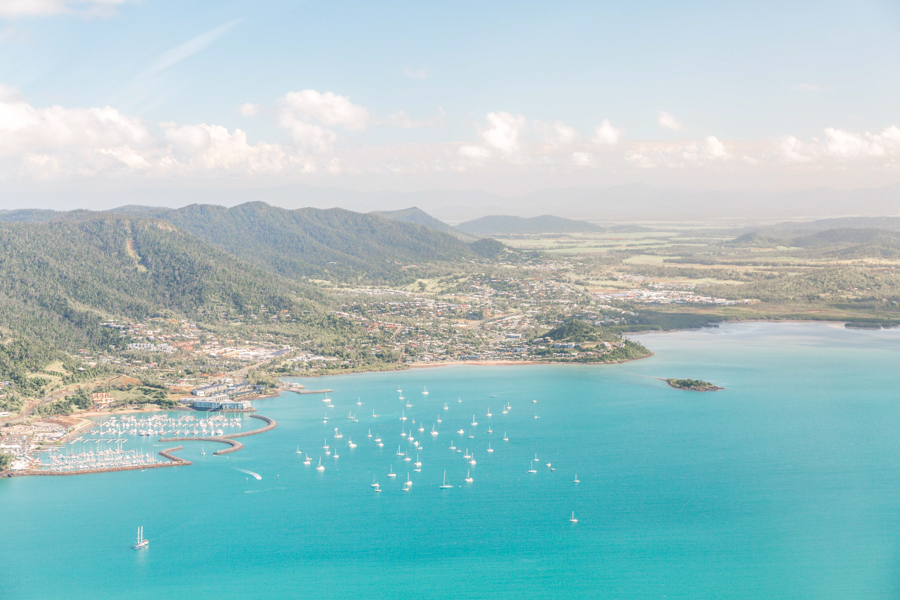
top-left (296, 389), bottom-right (332, 395)
top-left (7, 446), bottom-right (191, 478)
top-left (159, 414), bottom-right (276, 455)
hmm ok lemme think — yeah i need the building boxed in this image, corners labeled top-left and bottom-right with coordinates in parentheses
top-left (91, 392), bottom-right (115, 408)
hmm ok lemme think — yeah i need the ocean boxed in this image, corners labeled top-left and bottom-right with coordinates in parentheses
top-left (2, 322), bottom-right (899, 599)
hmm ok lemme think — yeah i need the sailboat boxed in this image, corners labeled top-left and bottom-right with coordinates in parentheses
top-left (316, 458), bottom-right (325, 471)
top-left (405, 474), bottom-right (413, 487)
top-left (440, 470), bottom-right (453, 489)
top-left (422, 386), bottom-right (429, 396)
top-left (471, 415), bottom-right (478, 426)
top-left (527, 460), bottom-right (537, 474)
top-left (431, 424), bottom-right (438, 436)
top-left (356, 398), bottom-right (362, 406)
top-left (465, 469), bottom-right (473, 483)
top-left (414, 454), bottom-right (422, 468)
top-left (486, 408), bottom-right (492, 417)
top-left (132, 526), bottom-right (149, 550)
top-left (503, 432), bottom-right (508, 441)
top-left (443, 402), bottom-right (449, 410)
top-left (569, 511), bottom-right (578, 523)
top-left (388, 465), bottom-right (396, 478)
top-left (400, 410), bottom-right (407, 421)
top-left (367, 429), bottom-right (372, 438)
top-left (303, 454), bottom-right (311, 466)
top-left (449, 440), bottom-right (456, 450)
top-left (487, 443), bottom-right (493, 453)
top-left (295, 445), bottom-right (302, 454)
top-left (201, 445), bottom-right (206, 455)
top-left (573, 474), bottom-right (580, 483)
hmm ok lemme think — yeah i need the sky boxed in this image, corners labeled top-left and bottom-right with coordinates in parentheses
top-left (1, 0), bottom-right (899, 204)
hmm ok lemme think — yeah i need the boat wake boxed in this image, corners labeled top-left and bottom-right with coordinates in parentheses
top-left (236, 468), bottom-right (262, 480)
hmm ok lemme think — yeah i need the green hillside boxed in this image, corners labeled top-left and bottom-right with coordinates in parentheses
top-left (370, 207), bottom-right (477, 241)
top-left (151, 202), bottom-right (503, 283)
top-left (0, 216), bottom-right (342, 391)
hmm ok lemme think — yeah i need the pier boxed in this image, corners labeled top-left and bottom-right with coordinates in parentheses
top-left (296, 389), bottom-right (332, 394)
top-left (8, 446), bottom-right (191, 478)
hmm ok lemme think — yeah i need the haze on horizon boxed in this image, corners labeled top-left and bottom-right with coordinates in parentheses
top-left (1, 0), bottom-right (899, 219)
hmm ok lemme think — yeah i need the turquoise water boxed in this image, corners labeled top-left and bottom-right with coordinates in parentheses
top-left (2, 322), bottom-right (900, 599)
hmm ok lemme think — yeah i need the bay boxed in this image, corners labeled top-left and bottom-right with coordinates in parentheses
top-left (2, 322), bottom-right (899, 599)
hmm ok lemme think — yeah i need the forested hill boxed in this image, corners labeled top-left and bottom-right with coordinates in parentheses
top-left (457, 214), bottom-right (604, 236)
top-left (147, 202), bottom-right (503, 282)
top-left (0, 217), bottom-right (327, 353)
top-left (370, 207), bottom-right (476, 241)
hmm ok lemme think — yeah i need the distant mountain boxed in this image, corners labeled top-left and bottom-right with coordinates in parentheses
top-left (0, 208), bottom-right (70, 223)
top-left (457, 214), bottom-right (605, 236)
top-left (727, 227), bottom-right (900, 258)
top-left (370, 207), bottom-right (476, 241)
top-left (145, 202), bottom-right (503, 283)
top-left (750, 216), bottom-right (900, 237)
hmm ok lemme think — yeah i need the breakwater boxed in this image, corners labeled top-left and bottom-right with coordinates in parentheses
top-left (159, 414), bottom-right (276, 455)
top-left (296, 389), bottom-right (332, 394)
top-left (9, 446), bottom-right (191, 478)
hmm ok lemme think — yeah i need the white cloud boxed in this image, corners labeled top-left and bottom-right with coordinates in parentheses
top-left (571, 152), bottom-right (593, 167)
top-left (792, 83), bottom-right (833, 92)
top-left (682, 136), bottom-right (730, 162)
top-left (480, 111), bottom-right (526, 154)
top-left (281, 90), bottom-right (370, 130)
top-left (403, 66), bottom-right (429, 79)
top-left (777, 126), bottom-right (900, 163)
top-left (592, 119), bottom-right (620, 145)
top-left (239, 103), bottom-right (260, 117)
top-left (0, 0), bottom-right (127, 18)
top-left (162, 122), bottom-right (290, 174)
top-left (535, 120), bottom-right (578, 148)
top-left (458, 144), bottom-right (491, 160)
top-left (657, 111), bottom-right (682, 131)
top-left (0, 84), bottom-right (152, 158)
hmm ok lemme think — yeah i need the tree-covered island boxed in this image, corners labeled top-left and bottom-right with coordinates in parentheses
top-left (665, 378), bottom-right (723, 392)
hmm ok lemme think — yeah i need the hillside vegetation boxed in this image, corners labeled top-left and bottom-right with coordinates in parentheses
top-left (147, 202), bottom-right (503, 283)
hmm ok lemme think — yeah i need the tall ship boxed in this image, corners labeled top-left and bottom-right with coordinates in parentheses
top-left (133, 526), bottom-right (149, 550)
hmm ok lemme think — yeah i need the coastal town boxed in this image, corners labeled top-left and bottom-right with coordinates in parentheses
top-left (0, 253), bottom-right (755, 474)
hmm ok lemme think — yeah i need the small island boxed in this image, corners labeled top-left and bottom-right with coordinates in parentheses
top-left (665, 378), bottom-right (723, 392)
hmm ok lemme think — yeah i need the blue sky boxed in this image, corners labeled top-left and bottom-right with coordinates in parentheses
top-left (1, 0), bottom-right (899, 196)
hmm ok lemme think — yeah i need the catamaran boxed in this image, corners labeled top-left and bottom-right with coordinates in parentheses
top-left (132, 526), bottom-right (148, 550)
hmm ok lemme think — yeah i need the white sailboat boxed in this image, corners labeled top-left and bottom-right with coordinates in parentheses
top-left (431, 424), bottom-right (438, 436)
top-left (295, 445), bottom-right (302, 454)
top-left (440, 470), bottom-right (453, 489)
top-left (464, 469), bottom-right (473, 483)
top-left (388, 465), bottom-right (396, 478)
top-left (316, 458), bottom-right (325, 471)
top-left (573, 474), bottom-right (580, 483)
top-left (487, 443), bottom-right (493, 453)
top-left (569, 511), bottom-right (578, 523)
top-left (422, 386), bottom-right (429, 396)
top-left (527, 460), bottom-right (537, 474)
top-left (503, 432), bottom-right (508, 441)
top-left (132, 526), bottom-right (148, 550)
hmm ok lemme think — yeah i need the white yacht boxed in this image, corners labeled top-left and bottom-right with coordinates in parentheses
top-left (132, 526), bottom-right (148, 550)
top-left (440, 470), bottom-right (453, 489)
top-left (487, 443), bottom-right (494, 453)
top-left (388, 465), bottom-right (396, 478)
top-left (503, 432), bottom-right (508, 441)
top-left (569, 511), bottom-right (578, 523)
top-left (422, 386), bottom-right (429, 396)
top-left (464, 470), bottom-right (473, 483)
top-left (527, 460), bottom-right (537, 474)
top-left (431, 425), bottom-right (438, 436)
top-left (316, 458), bottom-right (325, 471)
top-left (574, 474), bottom-right (580, 483)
